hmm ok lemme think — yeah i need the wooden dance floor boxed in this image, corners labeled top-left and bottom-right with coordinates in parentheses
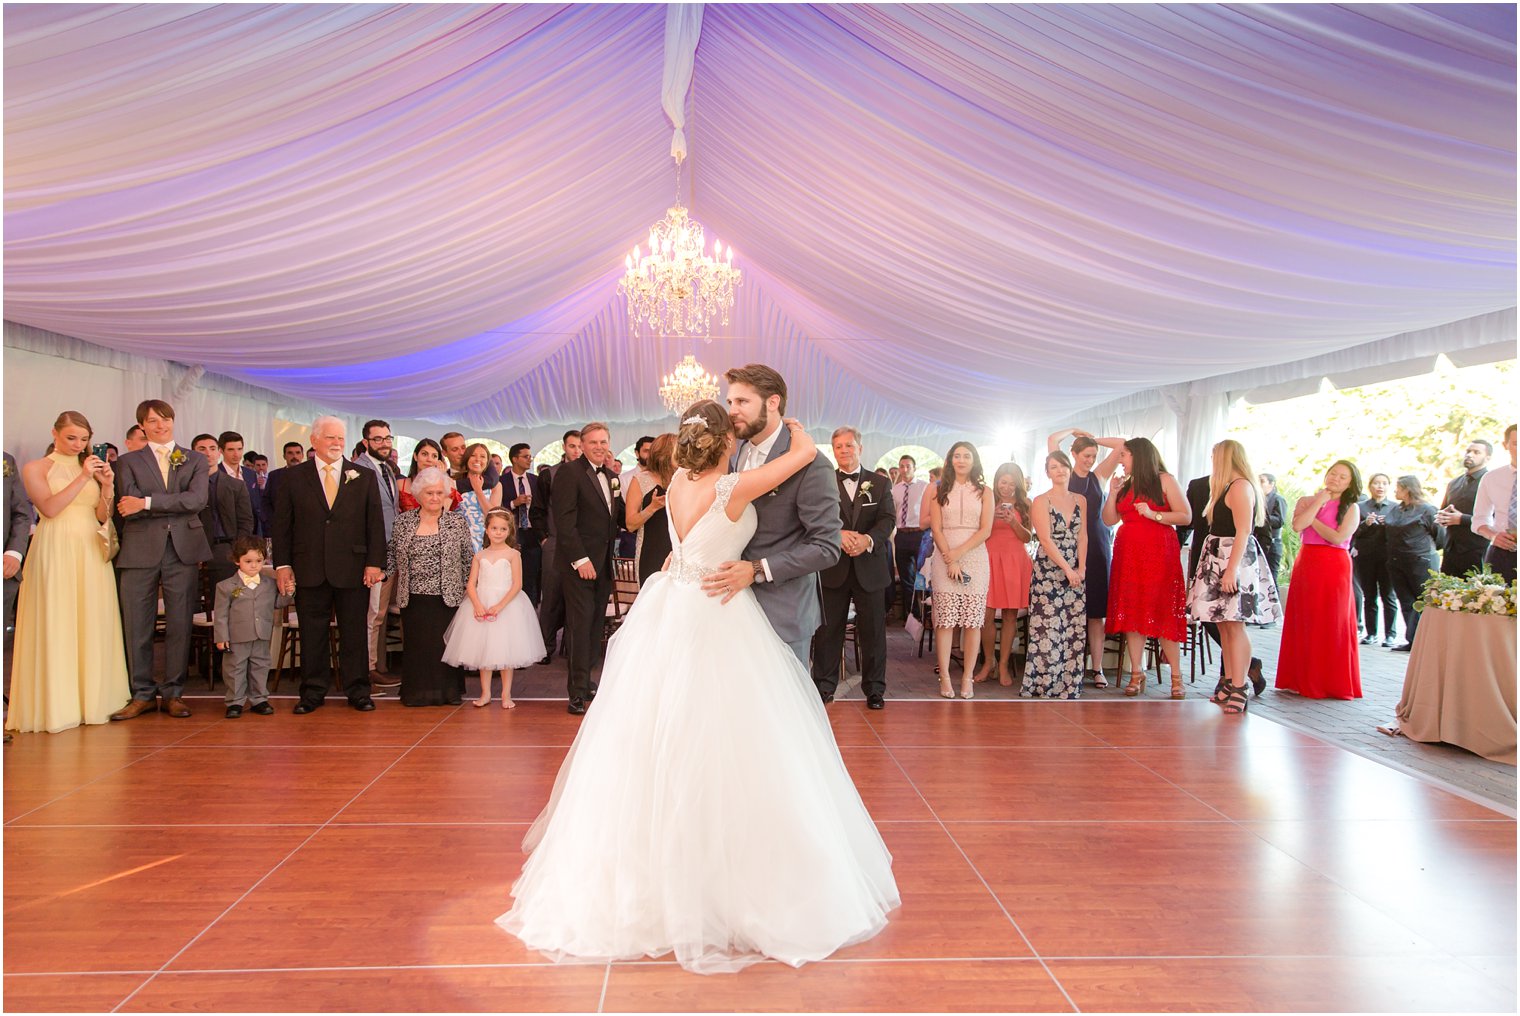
top-left (4, 697), bottom-right (1515, 1012)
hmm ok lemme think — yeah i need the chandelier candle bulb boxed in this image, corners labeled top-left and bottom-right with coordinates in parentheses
top-left (618, 203), bottom-right (742, 338)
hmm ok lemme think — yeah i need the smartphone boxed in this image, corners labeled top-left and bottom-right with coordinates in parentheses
top-left (91, 443), bottom-right (110, 461)
top-left (999, 502), bottom-right (1013, 513)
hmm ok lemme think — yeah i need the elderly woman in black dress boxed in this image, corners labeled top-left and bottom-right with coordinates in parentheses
top-left (388, 466), bottom-right (473, 705)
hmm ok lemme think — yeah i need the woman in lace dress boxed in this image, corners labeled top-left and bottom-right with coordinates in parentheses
top-left (927, 441), bottom-right (995, 699)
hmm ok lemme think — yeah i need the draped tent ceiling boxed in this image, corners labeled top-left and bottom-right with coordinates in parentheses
top-left (4, 3), bottom-right (1515, 443)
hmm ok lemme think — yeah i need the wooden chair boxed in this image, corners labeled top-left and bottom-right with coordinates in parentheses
top-left (269, 605), bottom-right (342, 694)
top-left (1184, 619), bottom-right (1214, 684)
top-left (603, 556), bottom-right (639, 645)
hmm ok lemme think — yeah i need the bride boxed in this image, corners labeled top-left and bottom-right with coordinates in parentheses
top-left (497, 399), bottom-right (900, 974)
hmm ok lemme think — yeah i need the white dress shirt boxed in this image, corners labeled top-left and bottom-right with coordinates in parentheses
top-left (893, 479), bottom-right (929, 529)
top-left (740, 425), bottom-right (785, 582)
top-left (1472, 462), bottom-right (1517, 539)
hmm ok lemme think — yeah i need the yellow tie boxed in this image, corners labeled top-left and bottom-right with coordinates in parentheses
top-left (323, 464), bottom-right (338, 508)
top-left (156, 447), bottom-right (170, 486)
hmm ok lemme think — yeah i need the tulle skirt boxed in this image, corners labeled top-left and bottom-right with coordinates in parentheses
top-left (441, 592), bottom-right (545, 671)
top-left (496, 572), bottom-right (900, 973)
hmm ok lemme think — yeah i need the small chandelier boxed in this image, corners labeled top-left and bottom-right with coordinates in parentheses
top-left (658, 354), bottom-right (721, 414)
top-left (619, 166), bottom-right (741, 339)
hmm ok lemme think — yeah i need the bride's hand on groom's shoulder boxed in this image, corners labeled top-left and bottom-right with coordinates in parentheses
top-left (783, 419), bottom-right (814, 455)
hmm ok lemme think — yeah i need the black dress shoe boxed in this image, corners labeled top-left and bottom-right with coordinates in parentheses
top-left (1248, 658), bottom-right (1266, 697)
top-left (866, 694), bottom-right (885, 710)
top-left (292, 702), bottom-right (321, 714)
top-left (1393, 643), bottom-right (1413, 653)
top-left (537, 655), bottom-right (552, 666)
top-left (249, 702), bottom-right (276, 715)
top-left (352, 698), bottom-right (376, 711)
top-left (567, 698), bottom-right (586, 715)
top-left (820, 693), bottom-right (835, 705)
top-left (225, 704), bottom-right (243, 719)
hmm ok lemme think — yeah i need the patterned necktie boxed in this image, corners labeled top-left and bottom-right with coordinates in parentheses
top-left (517, 474), bottom-right (530, 528)
top-left (1507, 478), bottom-right (1517, 533)
top-left (898, 483), bottom-right (909, 527)
top-left (323, 464), bottom-right (338, 508)
top-left (156, 446), bottom-right (170, 486)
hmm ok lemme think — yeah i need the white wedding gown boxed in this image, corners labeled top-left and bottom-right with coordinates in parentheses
top-left (497, 473), bottom-right (900, 974)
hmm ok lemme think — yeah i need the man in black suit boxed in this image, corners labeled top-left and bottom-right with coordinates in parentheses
top-left (262, 441), bottom-right (305, 518)
top-left (552, 423), bottom-right (622, 714)
top-left (111, 399), bottom-right (212, 720)
top-left (193, 433), bottom-right (255, 604)
top-left (273, 416), bottom-right (386, 713)
top-left (3, 451), bottom-right (32, 654)
top-left (812, 428), bottom-right (895, 709)
top-left (537, 429), bottom-right (582, 659)
top-left (505, 442), bottom-right (546, 605)
top-left (1436, 440), bottom-right (1492, 577)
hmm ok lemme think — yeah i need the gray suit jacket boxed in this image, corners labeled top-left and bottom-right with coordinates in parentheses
top-left (730, 428), bottom-right (842, 644)
top-left (354, 452), bottom-right (399, 540)
top-left (4, 453), bottom-right (32, 562)
top-left (115, 445), bottom-right (212, 568)
top-left (213, 569), bottom-right (288, 643)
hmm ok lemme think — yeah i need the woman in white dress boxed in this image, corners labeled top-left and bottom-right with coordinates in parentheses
top-left (497, 400), bottom-right (900, 974)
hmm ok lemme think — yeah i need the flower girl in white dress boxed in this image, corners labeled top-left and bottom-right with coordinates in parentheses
top-left (497, 401), bottom-right (899, 973)
top-left (441, 508), bottom-right (545, 708)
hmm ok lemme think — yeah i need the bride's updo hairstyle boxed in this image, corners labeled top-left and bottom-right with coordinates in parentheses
top-left (674, 399), bottom-right (733, 476)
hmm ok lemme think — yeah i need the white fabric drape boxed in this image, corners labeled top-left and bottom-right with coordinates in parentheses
top-left (662, 4), bottom-right (703, 162)
top-left (3, 5), bottom-right (1514, 436)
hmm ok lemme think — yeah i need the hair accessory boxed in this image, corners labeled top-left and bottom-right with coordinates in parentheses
top-left (682, 416), bottom-right (706, 428)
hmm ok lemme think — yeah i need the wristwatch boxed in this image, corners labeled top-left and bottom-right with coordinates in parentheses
top-left (751, 560), bottom-right (765, 583)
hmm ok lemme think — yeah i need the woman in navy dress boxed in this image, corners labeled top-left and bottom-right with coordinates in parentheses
top-left (1048, 429), bottom-right (1119, 687)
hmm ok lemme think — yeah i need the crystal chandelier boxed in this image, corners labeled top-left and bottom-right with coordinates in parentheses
top-left (658, 354), bottom-right (721, 414)
top-left (619, 166), bottom-right (741, 339)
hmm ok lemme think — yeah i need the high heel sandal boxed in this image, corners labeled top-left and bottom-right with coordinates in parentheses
top-left (1221, 681), bottom-right (1250, 715)
top-left (1210, 677), bottom-right (1229, 705)
top-left (1248, 657), bottom-right (1266, 697)
top-left (1170, 673), bottom-right (1185, 700)
top-left (960, 678), bottom-right (975, 700)
top-left (1086, 668), bottom-right (1109, 689)
top-left (1123, 671), bottom-right (1144, 697)
top-left (939, 677), bottom-right (955, 699)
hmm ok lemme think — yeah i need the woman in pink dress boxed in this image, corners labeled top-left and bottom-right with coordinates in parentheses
top-left (975, 462), bottom-right (1033, 686)
top-left (1275, 460), bottom-right (1363, 699)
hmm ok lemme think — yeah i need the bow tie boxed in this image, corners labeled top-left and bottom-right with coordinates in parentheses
top-left (838, 470), bottom-right (858, 481)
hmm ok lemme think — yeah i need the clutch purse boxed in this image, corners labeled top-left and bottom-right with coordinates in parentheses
top-left (97, 519), bottom-right (120, 562)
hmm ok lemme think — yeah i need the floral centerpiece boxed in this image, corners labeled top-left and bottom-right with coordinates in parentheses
top-left (1415, 568), bottom-right (1516, 617)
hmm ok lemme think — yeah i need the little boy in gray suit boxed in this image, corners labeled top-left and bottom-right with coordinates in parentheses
top-left (214, 536), bottom-right (288, 717)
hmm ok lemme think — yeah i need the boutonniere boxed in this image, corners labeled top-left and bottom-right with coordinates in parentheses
top-left (2, 459), bottom-right (12, 478)
top-left (344, 469), bottom-right (360, 482)
top-left (860, 480), bottom-right (873, 493)
top-left (610, 477), bottom-right (621, 493)
top-left (230, 586), bottom-right (244, 600)
top-left (168, 449), bottom-right (186, 469)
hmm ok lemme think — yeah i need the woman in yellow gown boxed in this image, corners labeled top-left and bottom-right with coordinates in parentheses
top-left (7, 411), bottom-right (130, 733)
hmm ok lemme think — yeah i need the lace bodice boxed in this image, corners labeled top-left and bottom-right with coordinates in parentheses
top-left (664, 474), bottom-right (757, 586)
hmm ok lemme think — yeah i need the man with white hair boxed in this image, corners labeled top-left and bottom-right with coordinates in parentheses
top-left (273, 415), bottom-right (387, 712)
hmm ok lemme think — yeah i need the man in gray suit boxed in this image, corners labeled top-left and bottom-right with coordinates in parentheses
top-left (353, 419), bottom-right (400, 683)
top-left (3, 451), bottom-right (32, 654)
top-left (111, 399), bottom-right (211, 719)
top-left (702, 364), bottom-right (841, 665)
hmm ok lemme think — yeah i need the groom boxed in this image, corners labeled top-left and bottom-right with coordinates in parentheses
top-left (702, 364), bottom-right (841, 665)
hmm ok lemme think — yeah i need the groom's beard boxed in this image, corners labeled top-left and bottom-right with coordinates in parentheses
top-left (731, 403), bottom-right (768, 441)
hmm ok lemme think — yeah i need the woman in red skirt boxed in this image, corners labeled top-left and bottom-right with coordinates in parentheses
top-left (1275, 460), bottom-right (1363, 699)
top-left (976, 462), bottom-right (1034, 686)
top-left (1100, 437), bottom-right (1192, 698)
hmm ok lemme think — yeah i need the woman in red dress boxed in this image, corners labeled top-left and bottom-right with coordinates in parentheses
top-left (398, 438), bottom-right (463, 512)
top-left (975, 462), bottom-right (1034, 686)
top-left (1100, 437), bottom-right (1191, 698)
top-left (1275, 460), bottom-right (1363, 699)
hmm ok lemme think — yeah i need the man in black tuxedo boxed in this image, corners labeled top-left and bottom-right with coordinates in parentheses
top-left (262, 441), bottom-right (305, 518)
top-left (505, 442), bottom-right (547, 605)
top-left (111, 399), bottom-right (212, 720)
top-left (537, 429), bottom-right (582, 659)
top-left (273, 416), bottom-right (386, 713)
top-left (552, 423), bottom-right (622, 714)
top-left (812, 428), bottom-right (895, 709)
top-left (193, 433), bottom-right (254, 606)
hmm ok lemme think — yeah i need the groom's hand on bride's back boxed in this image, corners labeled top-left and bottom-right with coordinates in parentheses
top-left (701, 560), bottom-right (756, 603)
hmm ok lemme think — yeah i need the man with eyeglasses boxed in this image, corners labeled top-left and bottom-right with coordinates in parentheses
top-left (506, 443), bottom-right (546, 605)
top-left (354, 420), bottom-right (401, 685)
